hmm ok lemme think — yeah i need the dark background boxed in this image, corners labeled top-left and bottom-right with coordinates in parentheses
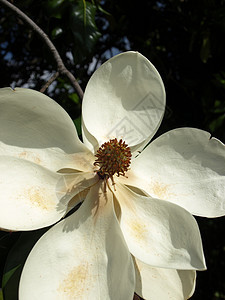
top-left (0, 0), bottom-right (225, 299)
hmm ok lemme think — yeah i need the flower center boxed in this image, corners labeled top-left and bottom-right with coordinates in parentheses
top-left (94, 138), bottom-right (132, 184)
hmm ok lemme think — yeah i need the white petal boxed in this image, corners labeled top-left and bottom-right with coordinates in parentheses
top-left (0, 88), bottom-right (88, 167)
top-left (82, 51), bottom-right (165, 152)
top-left (114, 183), bottom-right (206, 270)
top-left (0, 141), bottom-right (95, 173)
top-left (82, 117), bottom-right (100, 154)
top-left (19, 182), bottom-right (135, 299)
top-left (0, 156), bottom-right (96, 231)
top-left (134, 257), bottom-right (196, 300)
top-left (128, 128), bottom-right (225, 217)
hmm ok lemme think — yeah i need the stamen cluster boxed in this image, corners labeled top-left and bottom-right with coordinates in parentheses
top-left (94, 138), bottom-right (132, 182)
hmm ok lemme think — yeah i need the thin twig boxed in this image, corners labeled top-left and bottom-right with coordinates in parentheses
top-left (40, 71), bottom-right (59, 93)
top-left (0, 0), bottom-right (84, 99)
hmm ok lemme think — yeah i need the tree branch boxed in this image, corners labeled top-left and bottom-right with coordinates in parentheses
top-left (0, 0), bottom-right (84, 99)
top-left (40, 71), bottom-right (59, 93)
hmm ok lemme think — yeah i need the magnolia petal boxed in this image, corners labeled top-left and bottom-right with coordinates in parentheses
top-left (0, 87), bottom-right (88, 162)
top-left (0, 156), bottom-right (96, 231)
top-left (0, 141), bottom-right (95, 173)
top-left (127, 128), bottom-right (225, 217)
top-left (134, 257), bottom-right (196, 300)
top-left (82, 118), bottom-right (100, 154)
top-left (82, 51), bottom-right (165, 152)
top-left (114, 183), bottom-right (206, 270)
top-left (19, 182), bottom-right (135, 300)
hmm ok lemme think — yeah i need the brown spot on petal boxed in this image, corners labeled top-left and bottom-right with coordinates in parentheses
top-left (24, 187), bottom-right (55, 210)
top-left (18, 151), bottom-right (41, 165)
top-left (58, 263), bottom-right (91, 299)
top-left (130, 220), bottom-right (148, 242)
top-left (150, 181), bottom-right (175, 200)
top-left (69, 152), bottom-right (95, 172)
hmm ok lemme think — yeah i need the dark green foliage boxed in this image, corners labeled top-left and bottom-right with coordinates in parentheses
top-left (2, 229), bottom-right (48, 300)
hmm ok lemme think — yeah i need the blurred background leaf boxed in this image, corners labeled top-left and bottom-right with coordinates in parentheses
top-left (0, 289), bottom-right (3, 300)
top-left (2, 229), bottom-right (48, 300)
top-left (69, 0), bottom-right (101, 63)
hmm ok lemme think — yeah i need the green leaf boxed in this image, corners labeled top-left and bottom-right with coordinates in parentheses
top-left (0, 289), bottom-right (3, 300)
top-left (45, 0), bottom-right (66, 18)
top-left (82, 0), bottom-right (87, 26)
top-left (69, 0), bottom-right (101, 62)
top-left (68, 92), bottom-right (80, 104)
top-left (209, 114), bottom-right (225, 132)
top-left (51, 27), bottom-right (63, 39)
top-left (74, 115), bottom-right (82, 136)
top-left (96, 3), bottom-right (111, 16)
top-left (47, 0), bottom-right (65, 7)
top-left (2, 265), bottom-right (21, 289)
top-left (200, 34), bottom-right (211, 63)
top-left (213, 100), bottom-right (225, 114)
top-left (2, 229), bottom-right (48, 300)
top-left (214, 72), bottom-right (225, 89)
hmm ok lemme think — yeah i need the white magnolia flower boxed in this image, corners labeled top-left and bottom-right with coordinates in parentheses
top-left (0, 51), bottom-right (224, 300)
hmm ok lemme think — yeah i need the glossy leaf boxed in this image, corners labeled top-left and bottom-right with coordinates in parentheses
top-left (51, 27), bottom-right (63, 39)
top-left (45, 0), bottom-right (66, 18)
top-left (69, 0), bottom-right (101, 62)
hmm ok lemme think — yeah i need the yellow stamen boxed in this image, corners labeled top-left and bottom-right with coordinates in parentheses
top-left (94, 138), bottom-right (131, 185)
